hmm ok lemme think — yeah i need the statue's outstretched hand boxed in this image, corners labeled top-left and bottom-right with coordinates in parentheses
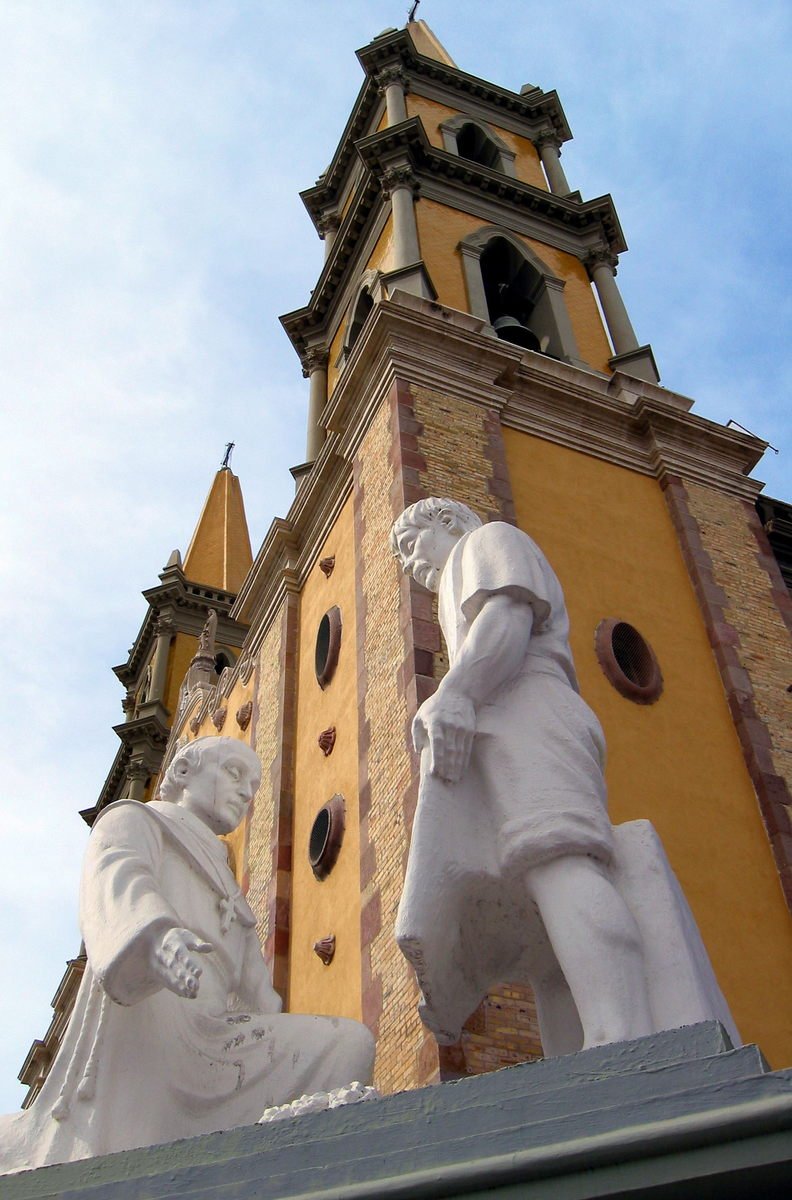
top-left (151, 927), bottom-right (213, 998)
top-left (413, 689), bottom-right (476, 784)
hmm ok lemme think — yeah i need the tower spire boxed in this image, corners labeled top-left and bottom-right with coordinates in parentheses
top-left (182, 463), bottom-right (253, 592)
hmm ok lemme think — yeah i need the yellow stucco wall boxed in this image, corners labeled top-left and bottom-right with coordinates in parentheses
top-left (288, 496), bottom-right (362, 1019)
top-left (504, 427), bottom-right (792, 1067)
top-left (406, 93), bottom-right (547, 190)
top-left (415, 201), bottom-right (612, 373)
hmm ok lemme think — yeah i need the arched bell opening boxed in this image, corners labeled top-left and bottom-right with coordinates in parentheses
top-left (480, 238), bottom-right (552, 355)
top-left (456, 121), bottom-right (503, 171)
top-left (347, 288), bottom-right (374, 352)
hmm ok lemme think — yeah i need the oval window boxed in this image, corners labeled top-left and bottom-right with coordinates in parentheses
top-left (315, 606), bottom-right (342, 689)
top-left (595, 619), bottom-right (663, 705)
top-left (309, 794), bottom-right (345, 881)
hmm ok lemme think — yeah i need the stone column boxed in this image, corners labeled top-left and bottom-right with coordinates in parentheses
top-left (586, 248), bottom-right (640, 356)
top-left (382, 165), bottom-right (421, 268)
top-left (126, 762), bottom-right (148, 802)
top-left (148, 616), bottom-right (174, 704)
top-left (121, 690), bottom-right (136, 722)
top-left (302, 349), bottom-right (329, 462)
top-left (375, 66), bottom-right (408, 126)
top-left (535, 129), bottom-right (571, 196)
top-left (318, 212), bottom-right (341, 261)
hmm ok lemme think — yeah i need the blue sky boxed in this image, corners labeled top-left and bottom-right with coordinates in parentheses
top-left (0, 0), bottom-right (789, 1112)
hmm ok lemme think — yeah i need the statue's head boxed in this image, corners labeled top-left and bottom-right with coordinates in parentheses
top-left (390, 498), bottom-right (482, 592)
top-left (159, 736), bottom-right (261, 835)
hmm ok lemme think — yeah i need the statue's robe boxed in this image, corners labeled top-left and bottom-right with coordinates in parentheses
top-left (0, 800), bottom-right (373, 1173)
top-left (396, 522), bottom-right (738, 1051)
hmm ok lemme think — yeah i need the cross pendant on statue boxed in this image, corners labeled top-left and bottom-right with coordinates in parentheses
top-left (219, 896), bottom-right (237, 934)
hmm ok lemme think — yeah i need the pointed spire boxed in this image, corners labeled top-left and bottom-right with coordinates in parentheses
top-left (182, 466), bottom-right (253, 592)
top-left (406, 19), bottom-right (457, 67)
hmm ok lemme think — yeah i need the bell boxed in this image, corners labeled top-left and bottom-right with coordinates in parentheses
top-left (492, 314), bottom-right (541, 351)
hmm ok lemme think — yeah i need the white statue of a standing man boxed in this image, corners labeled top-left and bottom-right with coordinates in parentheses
top-left (392, 497), bottom-right (707, 1056)
top-left (0, 737), bottom-right (374, 1173)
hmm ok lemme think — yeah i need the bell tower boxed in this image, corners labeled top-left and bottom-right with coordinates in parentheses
top-left (161, 19), bottom-right (791, 1096)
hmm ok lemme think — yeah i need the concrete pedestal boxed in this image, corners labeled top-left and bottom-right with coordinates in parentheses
top-left (4, 1023), bottom-right (791, 1198)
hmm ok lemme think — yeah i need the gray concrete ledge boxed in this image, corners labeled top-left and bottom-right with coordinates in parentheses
top-left (4, 1023), bottom-right (791, 1199)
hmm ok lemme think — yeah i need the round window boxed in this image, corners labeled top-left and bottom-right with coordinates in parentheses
top-left (315, 606), bottom-right (342, 689)
top-left (309, 794), bottom-right (345, 881)
top-left (595, 619), bottom-right (663, 705)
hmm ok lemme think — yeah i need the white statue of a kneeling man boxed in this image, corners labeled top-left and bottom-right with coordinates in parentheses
top-left (0, 738), bottom-right (374, 1173)
top-left (392, 498), bottom-right (739, 1056)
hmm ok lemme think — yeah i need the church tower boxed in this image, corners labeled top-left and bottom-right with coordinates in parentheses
top-left (18, 460), bottom-right (253, 1105)
top-left (148, 19), bottom-right (792, 1096)
top-left (23, 18), bottom-right (791, 1111)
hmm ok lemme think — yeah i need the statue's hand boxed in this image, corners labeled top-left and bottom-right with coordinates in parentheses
top-left (412, 689), bottom-right (476, 783)
top-left (151, 927), bottom-right (213, 999)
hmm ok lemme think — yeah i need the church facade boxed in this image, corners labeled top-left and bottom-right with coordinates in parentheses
top-left (20, 20), bottom-right (792, 1104)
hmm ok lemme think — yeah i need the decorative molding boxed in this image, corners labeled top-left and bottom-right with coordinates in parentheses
top-left (235, 700), bottom-right (253, 731)
top-left (211, 707), bottom-right (227, 732)
top-left (300, 348), bottom-right (329, 379)
top-left (189, 714), bottom-right (202, 734)
top-left (313, 935), bottom-right (336, 966)
top-left (379, 163), bottom-right (420, 198)
top-left (373, 64), bottom-right (409, 95)
top-left (319, 555), bottom-right (336, 577)
top-left (316, 212), bottom-right (341, 240)
top-left (533, 126), bottom-right (563, 152)
top-left (584, 246), bottom-right (619, 276)
top-left (318, 726), bottom-right (337, 756)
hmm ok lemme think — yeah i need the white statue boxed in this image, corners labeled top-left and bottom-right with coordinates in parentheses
top-left (391, 498), bottom-right (738, 1056)
top-left (0, 738), bottom-right (374, 1173)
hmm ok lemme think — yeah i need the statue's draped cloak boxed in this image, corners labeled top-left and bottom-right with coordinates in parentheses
top-left (1, 801), bottom-right (371, 1171)
top-left (396, 523), bottom-right (613, 1043)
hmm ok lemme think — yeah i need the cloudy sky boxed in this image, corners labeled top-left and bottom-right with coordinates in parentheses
top-left (0, 0), bottom-right (789, 1111)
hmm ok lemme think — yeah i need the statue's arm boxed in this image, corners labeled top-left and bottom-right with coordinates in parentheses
top-left (80, 805), bottom-right (193, 1005)
top-left (414, 592), bottom-right (533, 783)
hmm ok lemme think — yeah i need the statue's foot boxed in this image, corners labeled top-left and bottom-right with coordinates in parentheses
top-left (258, 1082), bottom-right (378, 1124)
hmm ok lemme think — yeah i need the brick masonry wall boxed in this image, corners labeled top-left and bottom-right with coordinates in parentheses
top-left (664, 477), bottom-right (792, 910)
top-left (246, 595), bottom-right (298, 1002)
top-left (354, 389), bottom-right (437, 1094)
top-left (355, 377), bottom-right (542, 1095)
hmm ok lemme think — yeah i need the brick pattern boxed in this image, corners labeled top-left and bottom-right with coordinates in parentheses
top-left (354, 386), bottom-right (437, 1094)
top-left (246, 597), bottom-right (298, 1001)
top-left (664, 477), bottom-right (792, 911)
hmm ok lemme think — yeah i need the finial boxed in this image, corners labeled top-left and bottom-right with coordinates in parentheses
top-left (407, 0), bottom-right (421, 22)
top-left (221, 442), bottom-right (235, 470)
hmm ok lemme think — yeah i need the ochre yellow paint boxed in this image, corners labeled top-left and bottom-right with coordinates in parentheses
top-left (414, 201), bottom-right (612, 372)
top-left (288, 496), bottom-right (362, 1020)
top-left (183, 469), bottom-right (253, 592)
top-left (504, 427), bottom-right (792, 1067)
top-left (405, 93), bottom-right (547, 190)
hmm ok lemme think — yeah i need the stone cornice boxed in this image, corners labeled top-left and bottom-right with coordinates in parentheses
top-left (237, 295), bottom-right (767, 680)
top-left (113, 570), bottom-right (245, 687)
top-left (303, 28), bottom-right (571, 225)
top-left (284, 119), bottom-right (623, 360)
